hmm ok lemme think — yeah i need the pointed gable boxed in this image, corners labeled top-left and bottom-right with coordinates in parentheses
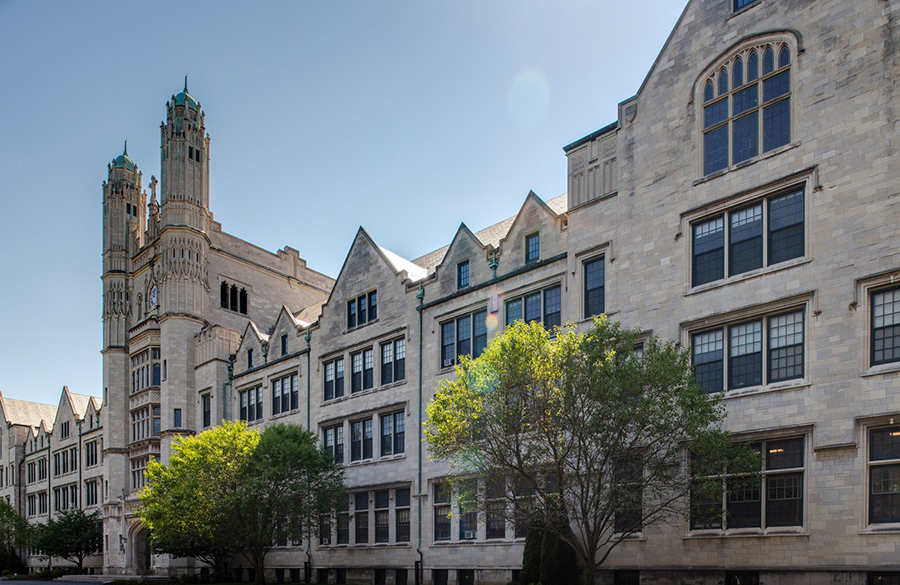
top-left (497, 191), bottom-right (567, 274)
top-left (236, 320), bottom-right (268, 374)
top-left (269, 306), bottom-right (301, 360)
top-left (432, 223), bottom-right (489, 298)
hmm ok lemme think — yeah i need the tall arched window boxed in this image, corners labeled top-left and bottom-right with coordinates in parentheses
top-left (702, 40), bottom-right (793, 176)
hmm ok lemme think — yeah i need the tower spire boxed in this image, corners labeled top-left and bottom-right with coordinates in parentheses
top-left (123, 139), bottom-right (128, 156)
top-left (184, 75), bottom-right (188, 94)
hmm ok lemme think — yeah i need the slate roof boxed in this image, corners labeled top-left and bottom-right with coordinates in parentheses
top-left (294, 301), bottom-right (325, 327)
top-left (412, 193), bottom-right (568, 274)
top-left (68, 392), bottom-right (98, 418)
top-left (0, 393), bottom-right (58, 430)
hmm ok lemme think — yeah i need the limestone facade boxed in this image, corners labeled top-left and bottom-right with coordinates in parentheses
top-left (2, 0), bottom-right (898, 582)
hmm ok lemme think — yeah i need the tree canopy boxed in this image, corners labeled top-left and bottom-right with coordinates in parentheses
top-left (139, 421), bottom-right (344, 585)
top-left (140, 421), bottom-right (261, 573)
top-left (425, 317), bottom-right (750, 585)
top-left (31, 509), bottom-right (102, 571)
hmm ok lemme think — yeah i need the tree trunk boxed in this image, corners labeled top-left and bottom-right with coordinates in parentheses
top-left (581, 563), bottom-right (596, 585)
top-left (252, 550), bottom-right (266, 585)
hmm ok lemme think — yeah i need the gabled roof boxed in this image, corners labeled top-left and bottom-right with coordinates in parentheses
top-left (294, 301), bottom-right (325, 327)
top-left (63, 387), bottom-right (98, 420)
top-left (378, 245), bottom-right (428, 282)
top-left (413, 193), bottom-right (568, 273)
top-left (0, 392), bottom-right (58, 430)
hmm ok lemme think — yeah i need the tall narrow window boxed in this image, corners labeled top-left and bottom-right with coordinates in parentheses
top-left (728, 320), bottom-right (763, 389)
top-left (525, 233), bottom-right (540, 263)
top-left (348, 300), bottom-right (357, 329)
top-left (729, 204), bottom-right (763, 276)
top-left (434, 484), bottom-right (451, 541)
top-left (374, 490), bottom-right (390, 543)
top-left (281, 334), bottom-right (288, 356)
top-left (351, 352), bottom-right (362, 394)
top-left (869, 426), bottom-right (900, 523)
top-left (369, 291), bottom-right (378, 321)
top-left (584, 257), bottom-right (605, 318)
top-left (335, 358), bottom-right (344, 398)
top-left (325, 361), bottom-right (335, 401)
top-left (441, 322), bottom-right (456, 368)
top-left (693, 217), bottom-right (725, 287)
top-left (872, 287), bottom-right (900, 366)
top-left (543, 286), bottom-right (561, 330)
top-left (473, 311), bottom-right (487, 357)
top-left (239, 289), bottom-right (248, 314)
top-left (202, 394), bottom-right (211, 428)
top-left (768, 311), bottom-right (804, 383)
top-left (396, 488), bottom-right (411, 542)
top-left (693, 329), bottom-right (724, 394)
top-left (363, 348), bottom-right (374, 390)
top-left (355, 493), bottom-right (369, 544)
top-left (458, 261), bottom-right (469, 289)
top-left (381, 342), bottom-right (394, 385)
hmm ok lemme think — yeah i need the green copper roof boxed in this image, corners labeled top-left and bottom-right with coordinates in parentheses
top-left (173, 75), bottom-right (199, 110)
top-left (113, 141), bottom-right (136, 171)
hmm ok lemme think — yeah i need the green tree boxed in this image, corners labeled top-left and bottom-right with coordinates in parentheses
top-left (230, 423), bottom-right (345, 585)
top-left (139, 420), bottom-right (260, 575)
top-left (518, 526), bottom-right (541, 585)
top-left (426, 317), bottom-right (750, 585)
top-left (0, 500), bottom-right (27, 572)
top-left (31, 509), bottom-right (101, 572)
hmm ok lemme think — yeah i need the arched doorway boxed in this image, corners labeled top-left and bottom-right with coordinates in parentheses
top-left (129, 525), bottom-right (151, 574)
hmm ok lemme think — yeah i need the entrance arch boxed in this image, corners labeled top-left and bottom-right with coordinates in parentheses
top-left (128, 524), bottom-right (151, 574)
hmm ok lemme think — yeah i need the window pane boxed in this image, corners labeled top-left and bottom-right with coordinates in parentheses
top-left (732, 57), bottom-right (743, 88)
top-left (763, 47), bottom-right (774, 75)
top-left (763, 97), bottom-right (791, 152)
top-left (473, 310), bottom-right (488, 357)
top-left (768, 189), bottom-right (804, 265)
top-left (768, 311), bottom-right (804, 382)
top-left (871, 427), bottom-right (900, 461)
top-left (871, 465), bottom-right (900, 523)
top-left (524, 292), bottom-right (542, 323)
top-left (544, 286), bottom-right (561, 330)
top-left (691, 482), bottom-right (723, 529)
top-left (747, 51), bottom-right (759, 82)
top-left (458, 261), bottom-right (469, 289)
top-left (732, 111), bottom-right (759, 165)
top-left (778, 46), bottom-right (791, 68)
top-left (394, 412), bottom-right (405, 454)
top-left (347, 300), bottom-right (356, 329)
top-left (693, 217), bottom-right (725, 286)
top-left (584, 257), bottom-right (605, 317)
top-left (763, 70), bottom-right (790, 103)
top-left (766, 473), bottom-right (803, 526)
top-left (441, 322), bottom-right (456, 368)
top-left (526, 233), bottom-right (540, 262)
top-left (456, 317), bottom-right (471, 360)
top-left (732, 84), bottom-right (758, 116)
top-left (704, 82), bottom-right (714, 103)
top-left (729, 320), bottom-right (763, 389)
top-left (704, 125), bottom-right (729, 176)
top-left (873, 288), bottom-right (900, 365)
top-left (727, 477), bottom-right (761, 528)
top-left (718, 69), bottom-right (728, 95)
top-left (704, 98), bottom-right (729, 129)
top-left (729, 204), bottom-right (763, 276)
top-left (369, 291), bottom-right (378, 321)
top-left (381, 415), bottom-right (393, 457)
top-left (506, 298), bottom-right (523, 326)
top-left (766, 438), bottom-right (804, 469)
top-left (693, 329), bottom-right (724, 393)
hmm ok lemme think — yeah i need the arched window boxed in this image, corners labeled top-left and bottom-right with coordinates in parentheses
top-left (702, 40), bottom-right (793, 175)
top-left (220, 281), bottom-right (228, 308)
top-left (239, 289), bottom-right (248, 315)
top-left (230, 284), bottom-right (238, 312)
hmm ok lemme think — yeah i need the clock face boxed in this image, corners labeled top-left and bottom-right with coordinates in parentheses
top-left (150, 286), bottom-right (158, 308)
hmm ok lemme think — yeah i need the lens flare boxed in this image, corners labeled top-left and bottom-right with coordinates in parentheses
top-left (507, 67), bottom-right (550, 133)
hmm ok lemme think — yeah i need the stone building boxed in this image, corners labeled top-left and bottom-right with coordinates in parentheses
top-left (2, 0), bottom-right (898, 582)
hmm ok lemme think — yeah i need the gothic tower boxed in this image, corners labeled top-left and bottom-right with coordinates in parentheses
top-left (156, 78), bottom-right (211, 459)
top-left (100, 143), bottom-right (143, 570)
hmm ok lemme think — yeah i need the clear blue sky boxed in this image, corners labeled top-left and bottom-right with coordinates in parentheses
top-left (0, 0), bottom-right (685, 405)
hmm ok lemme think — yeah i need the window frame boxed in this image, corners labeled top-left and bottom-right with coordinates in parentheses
top-left (525, 232), bottom-right (540, 263)
top-left (457, 260), bottom-right (470, 289)
top-left (868, 426), bottom-right (900, 525)
top-left (324, 357), bottom-right (345, 401)
top-left (699, 39), bottom-right (795, 177)
top-left (505, 284), bottom-right (563, 330)
top-left (691, 436), bottom-right (805, 533)
top-left (347, 290), bottom-right (378, 331)
top-left (583, 255), bottom-right (606, 319)
top-left (690, 187), bottom-right (805, 288)
top-left (440, 309), bottom-right (488, 369)
top-left (871, 285), bottom-right (900, 367)
top-left (380, 411), bottom-right (405, 457)
top-left (691, 307), bottom-right (806, 394)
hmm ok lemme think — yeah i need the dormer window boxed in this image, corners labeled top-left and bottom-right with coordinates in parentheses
top-left (281, 334), bottom-right (288, 356)
top-left (248, 349), bottom-right (254, 369)
top-left (457, 261), bottom-right (470, 289)
top-left (702, 41), bottom-right (793, 176)
top-left (526, 233), bottom-right (540, 263)
top-left (347, 291), bottom-right (378, 330)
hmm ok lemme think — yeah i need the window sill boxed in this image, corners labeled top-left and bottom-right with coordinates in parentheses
top-left (727, 0), bottom-right (762, 20)
top-left (612, 533), bottom-right (646, 542)
top-left (379, 453), bottom-right (407, 462)
top-left (687, 257), bottom-right (812, 296)
top-left (685, 527), bottom-right (808, 539)
top-left (860, 524), bottom-right (900, 535)
top-left (693, 142), bottom-right (800, 186)
top-left (322, 379), bottom-right (408, 406)
top-left (718, 379), bottom-right (810, 401)
top-left (269, 409), bottom-right (300, 421)
top-left (861, 362), bottom-right (900, 379)
top-left (344, 318), bottom-right (379, 335)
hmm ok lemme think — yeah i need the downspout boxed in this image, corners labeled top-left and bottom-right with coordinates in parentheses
top-left (304, 328), bottom-right (312, 582)
top-left (224, 358), bottom-right (234, 422)
top-left (77, 422), bottom-right (83, 508)
top-left (415, 284), bottom-right (425, 585)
